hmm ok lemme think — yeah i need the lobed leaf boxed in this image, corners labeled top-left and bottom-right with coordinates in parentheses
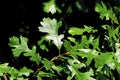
top-left (95, 2), bottom-right (119, 24)
top-left (41, 58), bottom-right (53, 71)
top-left (38, 18), bottom-right (64, 50)
top-left (68, 25), bottom-right (97, 36)
top-left (18, 67), bottom-right (33, 77)
top-left (43, 0), bottom-right (62, 14)
top-left (67, 58), bottom-right (95, 80)
top-left (9, 35), bottom-right (29, 57)
top-left (24, 46), bottom-right (41, 65)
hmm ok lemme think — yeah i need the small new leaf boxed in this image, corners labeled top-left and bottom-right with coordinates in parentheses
top-left (43, 0), bottom-right (62, 14)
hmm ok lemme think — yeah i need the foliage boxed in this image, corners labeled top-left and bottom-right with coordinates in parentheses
top-left (43, 0), bottom-right (62, 14)
top-left (95, 2), bottom-right (119, 24)
top-left (0, 0), bottom-right (120, 80)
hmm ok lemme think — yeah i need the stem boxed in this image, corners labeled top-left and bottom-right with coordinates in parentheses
top-left (33, 52), bottom-right (70, 77)
top-left (58, 49), bottom-right (61, 56)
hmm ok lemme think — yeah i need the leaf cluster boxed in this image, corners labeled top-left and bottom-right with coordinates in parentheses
top-left (0, 0), bottom-right (120, 80)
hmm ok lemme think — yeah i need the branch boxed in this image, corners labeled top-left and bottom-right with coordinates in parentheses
top-left (33, 52), bottom-right (70, 77)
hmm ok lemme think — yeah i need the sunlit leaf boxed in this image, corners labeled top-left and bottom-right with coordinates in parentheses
top-left (95, 2), bottom-right (119, 24)
top-left (38, 36), bottom-right (49, 52)
top-left (9, 35), bottom-right (29, 57)
top-left (41, 58), bottom-right (53, 71)
top-left (9, 35), bottom-right (41, 65)
top-left (68, 27), bottom-right (84, 36)
top-left (63, 40), bottom-right (73, 52)
top-left (67, 59), bottom-right (95, 80)
top-left (94, 52), bottom-right (114, 69)
top-left (38, 18), bottom-right (64, 50)
top-left (0, 63), bottom-right (20, 79)
top-left (0, 63), bottom-right (10, 76)
top-left (52, 65), bottom-right (63, 75)
top-left (24, 46), bottom-right (41, 65)
top-left (115, 43), bottom-right (120, 63)
top-left (37, 71), bottom-right (55, 78)
top-left (69, 25), bottom-right (97, 36)
top-left (18, 67), bottom-right (33, 76)
top-left (43, 0), bottom-right (62, 14)
top-left (46, 34), bottom-right (64, 49)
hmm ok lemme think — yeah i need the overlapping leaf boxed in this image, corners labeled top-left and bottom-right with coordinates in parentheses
top-left (41, 58), bottom-right (53, 71)
top-left (67, 58), bottom-right (95, 80)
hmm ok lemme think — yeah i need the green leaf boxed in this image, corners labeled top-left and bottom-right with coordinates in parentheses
top-left (75, 49), bottom-right (98, 66)
top-left (68, 27), bottom-right (84, 36)
top-left (75, 1), bottom-right (82, 10)
top-left (8, 36), bottom-right (20, 47)
top-left (9, 35), bottom-right (29, 57)
top-left (37, 71), bottom-right (55, 78)
top-left (66, 4), bottom-right (73, 15)
top-left (41, 58), bottom-right (53, 71)
top-left (43, 0), bottom-right (62, 14)
top-left (0, 63), bottom-right (20, 80)
top-left (68, 25), bottom-right (97, 36)
top-left (106, 25), bottom-right (119, 41)
top-left (38, 36), bottom-right (49, 52)
top-left (90, 37), bottom-right (100, 51)
top-left (37, 76), bottom-right (42, 80)
top-left (9, 36), bottom-right (41, 65)
top-left (52, 65), bottom-right (63, 75)
top-left (39, 44), bottom-right (49, 52)
top-left (77, 35), bottom-right (89, 48)
top-left (67, 37), bottom-right (77, 44)
top-left (108, 8), bottom-right (119, 24)
top-left (67, 59), bottom-right (95, 80)
top-left (0, 63), bottom-right (10, 76)
top-left (94, 52), bottom-right (114, 69)
top-left (95, 2), bottom-right (119, 24)
top-left (116, 63), bottom-right (120, 74)
top-left (63, 40), bottom-right (73, 52)
top-left (76, 69), bottom-right (95, 80)
top-left (18, 67), bottom-right (33, 77)
top-left (110, 27), bottom-right (119, 41)
top-left (115, 43), bottom-right (120, 63)
top-left (10, 68), bottom-right (19, 80)
top-left (38, 18), bottom-right (64, 50)
top-left (24, 46), bottom-right (41, 65)
top-left (102, 25), bottom-right (119, 48)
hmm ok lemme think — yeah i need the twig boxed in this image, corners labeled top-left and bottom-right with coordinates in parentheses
top-left (3, 73), bottom-right (9, 80)
top-left (33, 52), bottom-right (70, 77)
